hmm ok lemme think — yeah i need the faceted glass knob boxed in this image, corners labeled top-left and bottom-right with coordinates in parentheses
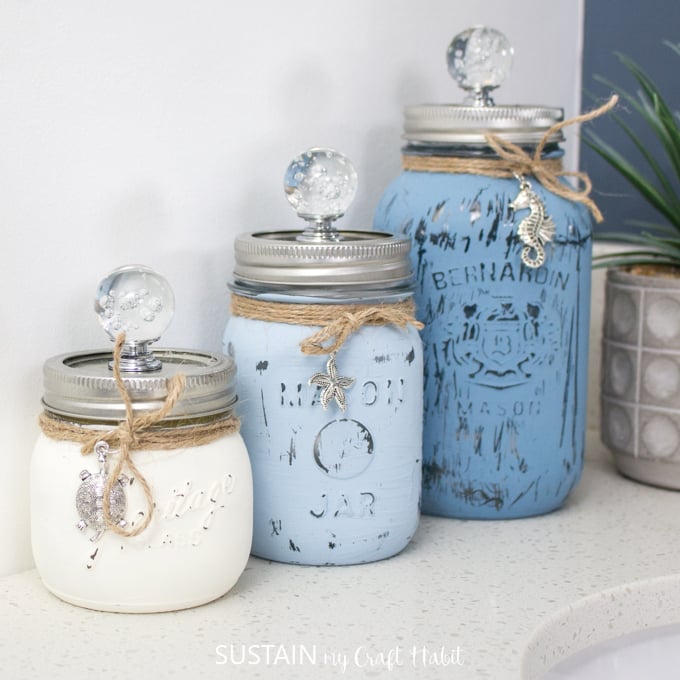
top-left (94, 264), bottom-right (174, 372)
top-left (284, 148), bottom-right (358, 241)
top-left (447, 26), bottom-right (513, 107)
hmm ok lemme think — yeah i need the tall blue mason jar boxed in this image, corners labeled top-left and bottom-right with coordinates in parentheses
top-left (224, 149), bottom-right (423, 564)
top-left (373, 28), bottom-right (593, 519)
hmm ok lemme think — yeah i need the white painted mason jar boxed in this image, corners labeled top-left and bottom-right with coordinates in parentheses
top-left (31, 265), bottom-right (252, 613)
top-left (224, 149), bottom-right (423, 566)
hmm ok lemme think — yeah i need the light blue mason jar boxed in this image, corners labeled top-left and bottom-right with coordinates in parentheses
top-left (373, 28), bottom-right (593, 519)
top-left (224, 149), bottom-right (423, 564)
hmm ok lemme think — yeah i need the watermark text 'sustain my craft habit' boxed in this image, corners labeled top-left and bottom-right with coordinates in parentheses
top-left (215, 643), bottom-right (464, 672)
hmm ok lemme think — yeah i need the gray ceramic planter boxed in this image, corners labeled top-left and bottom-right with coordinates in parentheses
top-left (601, 268), bottom-right (680, 488)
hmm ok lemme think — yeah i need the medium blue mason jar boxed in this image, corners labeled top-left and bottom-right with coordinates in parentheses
top-left (373, 29), bottom-right (593, 519)
top-left (224, 149), bottom-right (423, 564)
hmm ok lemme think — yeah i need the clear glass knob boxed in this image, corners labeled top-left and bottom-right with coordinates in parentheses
top-left (284, 148), bottom-right (358, 242)
top-left (447, 26), bottom-right (513, 107)
top-left (94, 264), bottom-right (174, 372)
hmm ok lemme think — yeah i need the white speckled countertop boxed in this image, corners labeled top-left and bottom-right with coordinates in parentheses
top-left (2, 432), bottom-right (680, 680)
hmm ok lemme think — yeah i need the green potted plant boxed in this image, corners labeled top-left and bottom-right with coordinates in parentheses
top-left (585, 42), bottom-right (680, 489)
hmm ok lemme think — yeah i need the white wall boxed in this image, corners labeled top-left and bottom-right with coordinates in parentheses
top-left (0, 0), bottom-right (585, 576)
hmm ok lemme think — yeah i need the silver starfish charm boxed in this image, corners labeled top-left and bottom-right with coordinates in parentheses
top-left (308, 352), bottom-right (355, 411)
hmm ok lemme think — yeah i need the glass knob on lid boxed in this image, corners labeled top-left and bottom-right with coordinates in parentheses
top-left (284, 147), bottom-right (358, 242)
top-left (447, 26), bottom-right (513, 107)
top-left (94, 264), bottom-right (175, 372)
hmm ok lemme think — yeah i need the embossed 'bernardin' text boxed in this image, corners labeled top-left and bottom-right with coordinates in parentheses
top-left (431, 261), bottom-right (570, 290)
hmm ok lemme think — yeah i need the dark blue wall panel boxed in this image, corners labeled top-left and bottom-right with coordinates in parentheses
top-left (581, 0), bottom-right (680, 233)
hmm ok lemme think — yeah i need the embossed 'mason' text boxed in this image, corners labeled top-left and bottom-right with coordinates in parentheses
top-left (456, 399), bottom-right (543, 417)
top-left (281, 379), bottom-right (406, 408)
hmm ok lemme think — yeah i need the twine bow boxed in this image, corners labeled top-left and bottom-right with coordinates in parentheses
top-left (84, 333), bottom-right (186, 538)
top-left (484, 94), bottom-right (619, 223)
top-left (230, 294), bottom-right (423, 357)
top-left (401, 94), bottom-right (619, 224)
top-left (299, 305), bottom-right (424, 355)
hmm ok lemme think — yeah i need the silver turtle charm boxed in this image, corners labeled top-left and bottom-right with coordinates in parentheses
top-left (76, 441), bottom-right (128, 542)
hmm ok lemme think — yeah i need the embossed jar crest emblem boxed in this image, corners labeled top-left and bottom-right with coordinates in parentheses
top-left (453, 298), bottom-right (556, 389)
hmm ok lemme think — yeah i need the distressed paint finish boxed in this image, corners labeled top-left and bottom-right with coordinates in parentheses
top-left (374, 172), bottom-right (592, 518)
top-left (224, 316), bottom-right (423, 564)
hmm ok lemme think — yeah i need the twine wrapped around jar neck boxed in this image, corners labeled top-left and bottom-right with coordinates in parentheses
top-left (401, 94), bottom-right (619, 223)
top-left (39, 333), bottom-right (240, 538)
top-left (230, 294), bottom-right (423, 356)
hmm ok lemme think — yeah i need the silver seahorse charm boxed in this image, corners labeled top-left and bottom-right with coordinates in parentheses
top-left (510, 176), bottom-right (555, 269)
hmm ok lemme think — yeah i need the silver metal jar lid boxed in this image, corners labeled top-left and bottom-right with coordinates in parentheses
top-left (232, 149), bottom-right (414, 296)
top-left (43, 349), bottom-right (237, 422)
top-left (42, 264), bottom-right (238, 423)
top-left (405, 26), bottom-right (563, 146)
top-left (232, 229), bottom-right (413, 291)
top-left (403, 104), bottom-right (564, 145)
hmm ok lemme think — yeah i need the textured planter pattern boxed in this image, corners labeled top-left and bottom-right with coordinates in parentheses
top-left (601, 268), bottom-right (680, 488)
